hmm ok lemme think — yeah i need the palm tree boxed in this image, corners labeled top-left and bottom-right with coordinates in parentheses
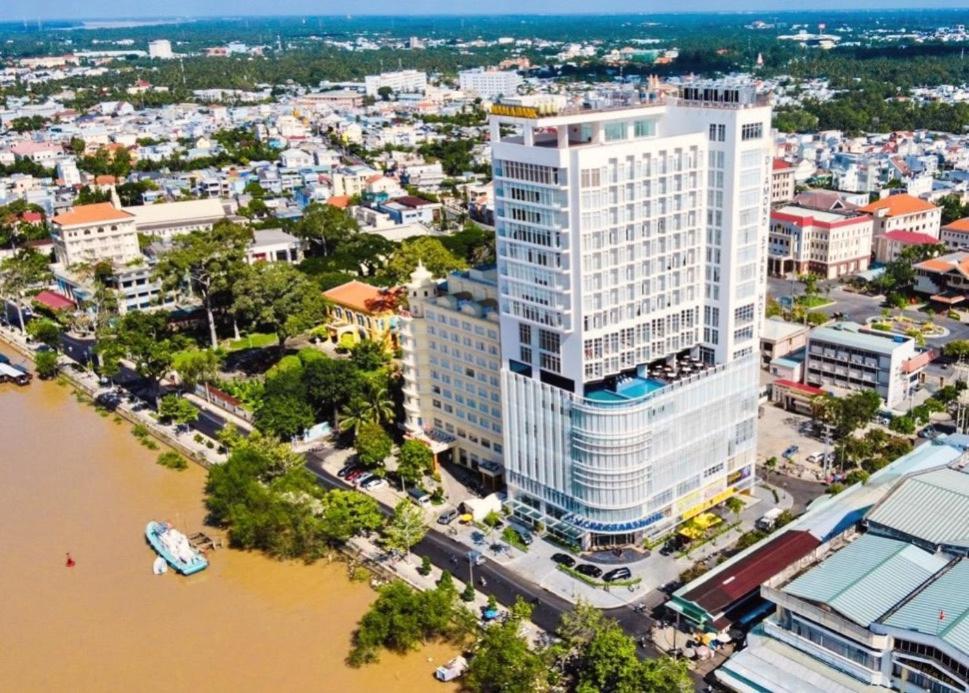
top-left (365, 383), bottom-right (395, 425)
top-left (339, 397), bottom-right (372, 437)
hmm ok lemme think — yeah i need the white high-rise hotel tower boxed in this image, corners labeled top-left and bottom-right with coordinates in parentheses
top-left (491, 83), bottom-right (771, 549)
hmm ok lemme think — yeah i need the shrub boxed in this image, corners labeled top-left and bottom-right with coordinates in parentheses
top-left (131, 423), bottom-right (149, 438)
top-left (418, 555), bottom-right (432, 576)
top-left (157, 451), bottom-right (188, 470)
top-left (461, 582), bottom-right (476, 602)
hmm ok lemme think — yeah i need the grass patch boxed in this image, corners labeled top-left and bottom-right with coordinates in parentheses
top-left (113, 416), bottom-right (123, 424)
top-left (157, 451), bottom-right (188, 470)
top-left (501, 527), bottom-right (530, 553)
top-left (556, 564), bottom-right (643, 590)
top-left (224, 332), bottom-right (279, 352)
top-left (796, 295), bottom-right (833, 309)
top-left (131, 423), bottom-right (150, 439)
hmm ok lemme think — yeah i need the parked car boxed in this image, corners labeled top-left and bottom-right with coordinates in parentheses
top-left (806, 451), bottom-right (825, 464)
top-left (361, 476), bottom-right (386, 490)
top-left (337, 464), bottom-right (357, 478)
top-left (512, 527), bottom-right (533, 545)
top-left (660, 535), bottom-right (688, 556)
top-left (551, 553), bottom-right (576, 568)
top-left (603, 567), bottom-right (632, 582)
top-left (918, 425), bottom-right (940, 440)
top-left (575, 564), bottom-right (603, 578)
top-left (659, 580), bottom-right (682, 595)
top-left (355, 473), bottom-right (374, 487)
top-left (782, 445), bottom-right (799, 458)
top-left (437, 508), bottom-right (460, 525)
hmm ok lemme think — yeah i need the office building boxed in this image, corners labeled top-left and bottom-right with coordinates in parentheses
top-left (148, 39), bottom-right (173, 60)
top-left (490, 81), bottom-right (771, 548)
top-left (364, 70), bottom-right (427, 98)
top-left (458, 68), bottom-right (523, 100)
top-left (51, 202), bottom-right (139, 266)
top-left (768, 204), bottom-right (873, 278)
top-left (805, 322), bottom-right (930, 407)
top-left (400, 264), bottom-right (505, 489)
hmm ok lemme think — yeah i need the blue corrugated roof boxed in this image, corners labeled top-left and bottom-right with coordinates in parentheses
top-left (883, 559), bottom-right (969, 653)
top-left (784, 534), bottom-right (948, 627)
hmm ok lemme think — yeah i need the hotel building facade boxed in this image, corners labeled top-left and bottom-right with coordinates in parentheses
top-left (490, 83), bottom-right (771, 548)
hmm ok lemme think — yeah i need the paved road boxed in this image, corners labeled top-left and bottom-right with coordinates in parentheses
top-left (303, 449), bottom-right (661, 654)
top-left (766, 276), bottom-right (969, 343)
top-left (758, 468), bottom-right (826, 515)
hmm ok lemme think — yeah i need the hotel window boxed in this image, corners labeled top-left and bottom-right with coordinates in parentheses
top-left (604, 121), bottom-right (626, 142)
top-left (741, 123), bottom-right (763, 141)
top-left (519, 322), bottom-right (532, 345)
top-left (634, 119), bottom-right (654, 138)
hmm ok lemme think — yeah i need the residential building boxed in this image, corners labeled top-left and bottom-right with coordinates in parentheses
top-left (760, 317), bottom-right (810, 369)
top-left (913, 251), bottom-right (969, 307)
top-left (458, 68), bottom-right (523, 100)
top-left (858, 193), bottom-right (942, 240)
top-left (55, 158), bottom-right (81, 186)
top-left (148, 39), bottom-right (173, 60)
top-left (400, 264), bottom-right (504, 488)
top-left (770, 158), bottom-right (796, 204)
top-left (376, 195), bottom-right (441, 225)
top-left (940, 217), bottom-right (969, 251)
top-left (321, 280), bottom-right (400, 350)
top-left (872, 229), bottom-right (941, 264)
top-left (490, 82), bottom-right (771, 549)
top-left (50, 202), bottom-right (139, 266)
top-left (769, 205), bottom-right (873, 278)
top-left (122, 199), bottom-right (227, 241)
top-left (246, 228), bottom-right (303, 264)
top-left (296, 90), bottom-right (364, 110)
top-left (804, 322), bottom-right (929, 407)
top-left (364, 70), bottom-right (428, 98)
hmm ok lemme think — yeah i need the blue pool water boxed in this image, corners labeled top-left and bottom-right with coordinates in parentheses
top-left (585, 377), bottom-right (666, 403)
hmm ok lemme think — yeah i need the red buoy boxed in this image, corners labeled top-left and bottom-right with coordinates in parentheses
top-left (65, 552), bottom-right (75, 568)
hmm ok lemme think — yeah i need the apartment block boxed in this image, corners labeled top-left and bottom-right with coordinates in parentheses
top-left (805, 322), bottom-right (929, 407)
top-left (458, 68), bottom-right (523, 100)
top-left (364, 70), bottom-right (428, 98)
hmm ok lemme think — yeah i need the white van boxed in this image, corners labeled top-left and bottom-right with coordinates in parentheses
top-left (756, 508), bottom-right (784, 531)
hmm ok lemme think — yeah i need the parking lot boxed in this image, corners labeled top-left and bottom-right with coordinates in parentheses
top-left (758, 403), bottom-right (832, 479)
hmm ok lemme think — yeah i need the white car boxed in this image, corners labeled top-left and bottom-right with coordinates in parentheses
top-left (361, 476), bottom-right (386, 490)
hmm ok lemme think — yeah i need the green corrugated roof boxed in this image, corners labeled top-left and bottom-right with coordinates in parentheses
top-left (784, 534), bottom-right (948, 627)
top-left (866, 468), bottom-right (969, 549)
top-left (883, 559), bottom-right (969, 653)
top-left (809, 322), bottom-right (911, 356)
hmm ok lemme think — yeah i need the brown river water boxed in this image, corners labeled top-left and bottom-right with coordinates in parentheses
top-left (0, 343), bottom-right (455, 692)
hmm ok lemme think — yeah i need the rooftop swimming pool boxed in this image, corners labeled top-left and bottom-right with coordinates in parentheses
top-left (584, 376), bottom-right (666, 404)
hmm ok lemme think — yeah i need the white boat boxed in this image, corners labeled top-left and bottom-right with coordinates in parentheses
top-left (434, 655), bottom-right (468, 682)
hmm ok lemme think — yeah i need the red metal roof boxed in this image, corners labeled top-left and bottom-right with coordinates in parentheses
top-left (774, 379), bottom-right (825, 396)
top-left (881, 230), bottom-right (941, 245)
top-left (682, 530), bottom-right (821, 619)
top-left (33, 289), bottom-right (76, 311)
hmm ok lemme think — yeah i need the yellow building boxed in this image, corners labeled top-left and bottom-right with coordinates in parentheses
top-left (322, 280), bottom-right (400, 350)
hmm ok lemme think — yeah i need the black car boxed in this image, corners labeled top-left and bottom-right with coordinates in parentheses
top-left (575, 563), bottom-right (603, 578)
top-left (551, 552), bottom-right (576, 568)
top-left (603, 567), bottom-right (632, 582)
top-left (337, 464), bottom-right (357, 478)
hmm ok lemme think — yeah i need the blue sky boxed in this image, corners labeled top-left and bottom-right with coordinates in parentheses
top-left (3, 1), bottom-right (968, 21)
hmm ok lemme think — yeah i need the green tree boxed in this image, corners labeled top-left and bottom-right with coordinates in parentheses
top-left (397, 439), bottom-right (433, 489)
top-left (158, 393), bottom-right (200, 426)
top-left (34, 349), bottom-right (59, 379)
top-left (232, 262), bottom-right (327, 348)
top-left (377, 85), bottom-right (394, 101)
top-left (255, 390), bottom-right (315, 439)
top-left (355, 421), bottom-right (393, 468)
top-left (303, 356), bottom-right (363, 424)
top-left (26, 317), bottom-right (62, 349)
top-left (383, 499), bottom-right (428, 555)
top-left (889, 415), bottom-right (916, 435)
top-left (319, 489), bottom-right (385, 543)
top-left (293, 201), bottom-right (359, 257)
top-left (466, 598), bottom-right (546, 693)
top-left (350, 339), bottom-right (389, 371)
top-left (379, 236), bottom-right (466, 285)
top-left (171, 348), bottom-right (221, 394)
top-left (154, 221), bottom-right (252, 349)
top-left (944, 339), bottom-right (969, 360)
top-left (0, 249), bottom-right (51, 333)
top-left (97, 311), bottom-right (186, 404)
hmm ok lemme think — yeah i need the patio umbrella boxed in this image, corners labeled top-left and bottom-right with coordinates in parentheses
top-left (702, 632), bottom-right (717, 645)
top-left (716, 630), bottom-right (732, 643)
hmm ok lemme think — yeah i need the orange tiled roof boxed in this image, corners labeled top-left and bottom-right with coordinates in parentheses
top-left (916, 258), bottom-right (953, 273)
top-left (52, 202), bottom-right (132, 227)
top-left (944, 217), bottom-right (969, 233)
top-left (327, 195), bottom-right (350, 209)
top-left (858, 194), bottom-right (938, 217)
top-left (323, 280), bottom-right (398, 314)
